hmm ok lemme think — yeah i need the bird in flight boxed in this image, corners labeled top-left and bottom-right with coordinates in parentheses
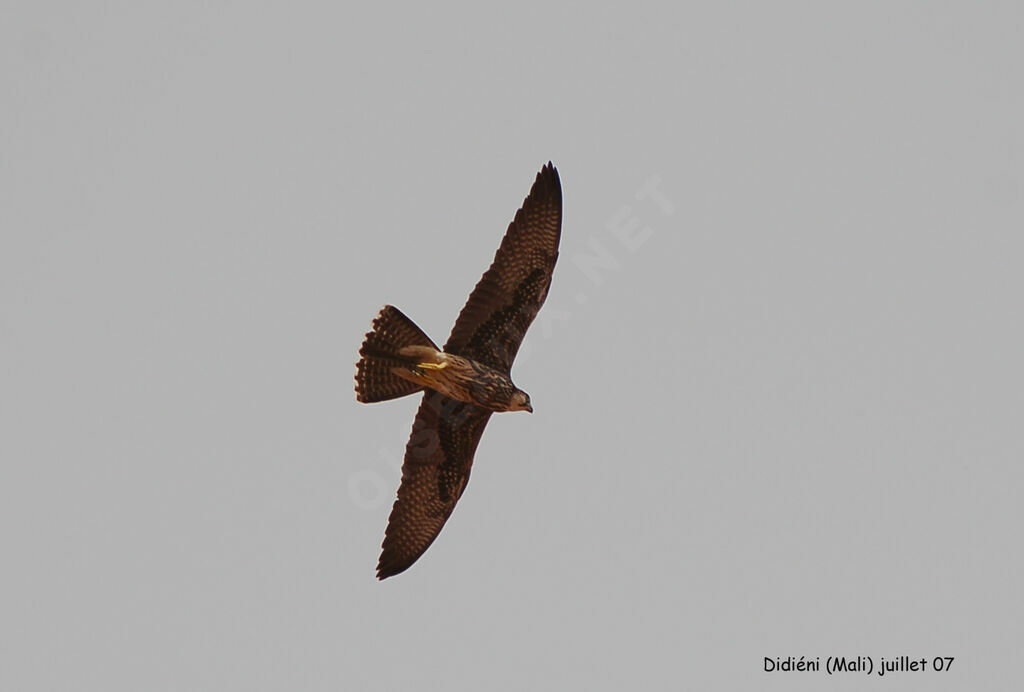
top-left (355, 162), bottom-right (562, 579)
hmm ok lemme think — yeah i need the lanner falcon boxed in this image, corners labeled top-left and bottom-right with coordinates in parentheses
top-left (355, 162), bottom-right (562, 579)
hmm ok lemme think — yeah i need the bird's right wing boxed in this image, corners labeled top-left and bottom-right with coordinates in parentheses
top-left (377, 391), bottom-right (492, 579)
top-left (443, 162), bottom-right (562, 374)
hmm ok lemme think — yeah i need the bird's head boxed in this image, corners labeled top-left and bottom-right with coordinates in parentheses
top-left (509, 389), bottom-right (533, 413)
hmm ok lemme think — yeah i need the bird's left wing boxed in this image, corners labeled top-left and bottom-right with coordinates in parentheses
top-left (444, 162), bottom-right (562, 373)
top-left (377, 391), bottom-right (492, 579)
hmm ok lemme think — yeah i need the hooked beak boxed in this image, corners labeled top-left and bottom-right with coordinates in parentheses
top-left (526, 403), bottom-right (533, 413)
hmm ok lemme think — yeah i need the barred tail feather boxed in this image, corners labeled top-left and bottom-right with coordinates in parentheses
top-left (355, 306), bottom-right (439, 403)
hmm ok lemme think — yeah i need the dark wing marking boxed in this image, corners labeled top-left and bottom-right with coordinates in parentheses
top-left (444, 162), bottom-right (562, 373)
top-left (377, 391), bottom-right (492, 579)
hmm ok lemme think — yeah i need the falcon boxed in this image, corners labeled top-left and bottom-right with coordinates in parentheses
top-left (355, 162), bottom-right (562, 579)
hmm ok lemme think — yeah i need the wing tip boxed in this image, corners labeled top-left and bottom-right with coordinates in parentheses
top-left (539, 159), bottom-right (559, 182)
top-left (376, 554), bottom-right (412, 580)
top-left (530, 160), bottom-right (561, 205)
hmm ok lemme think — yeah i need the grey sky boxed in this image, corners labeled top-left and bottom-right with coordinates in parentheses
top-left (2, 3), bottom-right (1021, 690)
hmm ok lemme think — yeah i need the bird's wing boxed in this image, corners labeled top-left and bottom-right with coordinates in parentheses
top-left (377, 391), bottom-right (492, 579)
top-left (444, 162), bottom-right (562, 373)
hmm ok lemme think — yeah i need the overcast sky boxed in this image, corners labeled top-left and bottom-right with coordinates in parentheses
top-left (2, 3), bottom-right (1021, 690)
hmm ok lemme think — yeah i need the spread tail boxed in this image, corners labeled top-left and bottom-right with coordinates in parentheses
top-left (355, 306), bottom-right (439, 403)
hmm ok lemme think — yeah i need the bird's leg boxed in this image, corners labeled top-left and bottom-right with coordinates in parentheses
top-left (416, 361), bottom-right (448, 371)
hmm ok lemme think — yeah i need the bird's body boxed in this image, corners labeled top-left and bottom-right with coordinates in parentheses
top-left (392, 347), bottom-right (532, 413)
top-left (355, 162), bottom-right (562, 579)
